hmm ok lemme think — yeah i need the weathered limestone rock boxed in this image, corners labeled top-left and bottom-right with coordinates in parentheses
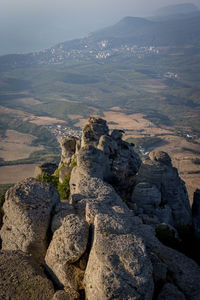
top-left (150, 252), bottom-right (167, 284)
top-left (84, 214), bottom-right (154, 300)
top-left (45, 214), bottom-right (89, 289)
top-left (59, 165), bottom-right (72, 184)
top-left (133, 151), bottom-right (192, 228)
top-left (51, 201), bottom-right (75, 233)
top-left (77, 145), bottom-right (110, 180)
top-left (138, 224), bottom-right (200, 299)
top-left (0, 177), bottom-right (59, 264)
top-left (60, 136), bottom-right (79, 167)
top-left (157, 283), bottom-right (186, 300)
top-left (70, 118), bottom-right (153, 299)
top-left (132, 182), bottom-right (161, 214)
top-left (81, 117), bottom-right (109, 147)
top-left (52, 289), bottom-right (80, 300)
top-left (149, 150), bottom-right (172, 167)
top-left (192, 189), bottom-right (200, 238)
top-left (0, 250), bottom-right (54, 300)
top-left (34, 162), bottom-right (58, 178)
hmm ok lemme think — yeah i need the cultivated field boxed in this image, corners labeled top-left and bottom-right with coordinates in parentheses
top-left (0, 130), bottom-right (43, 161)
top-left (0, 108), bottom-right (199, 203)
top-left (0, 164), bottom-right (38, 184)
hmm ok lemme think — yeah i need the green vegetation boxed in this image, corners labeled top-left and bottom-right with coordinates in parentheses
top-left (0, 151), bottom-right (60, 167)
top-left (57, 174), bottom-right (71, 200)
top-left (36, 172), bottom-right (59, 188)
top-left (0, 114), bottom-right (60, 165)
top-left (0, 47), bottom-right (200, 135)
top-left (36, 162), bottom-right (73, 200)
top-left (0, 115), bottom-right (58, 148)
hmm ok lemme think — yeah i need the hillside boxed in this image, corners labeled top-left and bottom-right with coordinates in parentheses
top-left (0, 4), bottom-right (200, 200)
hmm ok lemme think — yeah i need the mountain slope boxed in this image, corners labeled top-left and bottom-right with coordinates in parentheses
top-left (89, 14), bottom-right (200, 46)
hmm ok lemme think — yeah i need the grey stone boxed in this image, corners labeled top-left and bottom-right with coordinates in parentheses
top-left (45, 214), bottom-right (89, 289)
top-left (150, 252), bottom-right (167, 284)
top-left (52, 289), bottom-right (80, 300)
top-left (135, 152), bottom-right (192, 228)
top-left (81, 117), bottom-right (109, 147)
top-left (111, 129), bottom-right (124, 141)
top-left (138, 224), bottom-right (200, 299)
top-left (34, 162), bottom-right (58, 178)
top-left (0, 250), bottom-right (54, 300)
top-left (149, 150), bottom-right (172, 167)
top-left (84, 214), bottom-right (154, 300)
top-left (0, 178), bottom-right (59, 264)
top-left (59, 136), bottom-right (79, 166)
top-left (51, 201), bottom-right (75, 233)
top-left (59, 165), bottom-right (72, 184)
top-left (132, 182), bottom-right (161, 214)
top-left (157, 283), bottom-right (186, 300)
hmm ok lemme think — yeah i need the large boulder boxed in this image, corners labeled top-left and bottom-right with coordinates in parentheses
top-left (0, 177), bottom-right (59, 264)
top-left (52, 289), bottom-right (80, 300)
top-left (59, 136), bottom-right (80, 167)
top-left (0, 250), bottom-right (54, 300)
top-left (139, 224), bottom-right (200, 300)
top-left (81, 117), bottom-right (109, 147)
top-left (34, 162), bottom-right (58, 178)
top-left (157, 283), bottom-right (186, 300)
top-left (84, 214), bottom-right (154, 300)
top-left (133, 151), bottom-right (192, 228)
top-left (51, 201), bottom-right (75, 233)
top-left (45, 214), bottom-right (89, 290)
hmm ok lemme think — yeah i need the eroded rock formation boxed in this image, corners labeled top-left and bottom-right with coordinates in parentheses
top-left (0, 117), bottom-right (200, 300)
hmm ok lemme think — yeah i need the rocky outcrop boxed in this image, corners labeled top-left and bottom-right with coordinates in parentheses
top-left (0, 250), bottom-right (54, 300)
top-left (139, 224), bottom-right (200, 300)
top-left (84, 214), bottom-right (153, 300)
top-left (0, 177), bottom-right (59, 264)
top-left (1, 117), bottom-right (200, 300)
top-left (192, 189), bottom-right (200, 238)
top-left (34, 162), bottom-right (58, 178)
top-left (157, 283), bottom-right (186, 300)
top-left (45, 214), bottom-right (89, 290)
top-left (81, 117), bottom-right (109, 147)
top-left (132, 150), bottom-right (192, 227)
top-left (60, 136), bottom-right (80, 167)
top-left (52, 289), bottom-right (80, 300)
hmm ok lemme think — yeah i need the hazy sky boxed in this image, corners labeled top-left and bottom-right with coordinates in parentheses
top-left (0, 0), bottom-right (199, 55)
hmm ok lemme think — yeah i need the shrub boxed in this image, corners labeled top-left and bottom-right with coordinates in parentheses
top-left (57, 174), bottom-right (71, 200)
top-left (36, 172), bottom-right (59, 188)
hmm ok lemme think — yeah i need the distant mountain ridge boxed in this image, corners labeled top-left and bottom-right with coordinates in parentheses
top-left (155, 3), bottom-right (199, 16)
top-left (0, 3), bottom-right (200, 69)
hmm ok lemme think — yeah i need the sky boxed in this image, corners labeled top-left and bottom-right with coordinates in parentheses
top-left (0, 0), bottom-right (199, 55)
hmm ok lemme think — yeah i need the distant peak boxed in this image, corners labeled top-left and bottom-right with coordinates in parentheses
top-left (155, 3), bottom-right (199, 16)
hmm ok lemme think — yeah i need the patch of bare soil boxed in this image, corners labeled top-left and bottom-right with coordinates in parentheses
top-left (29, 116), bottom-right (66, 126)
top-left (17, 97), bottom-right (42, 105)
top-left (0, 105), bottom-right (66, 126)
top-left (68, 114), bottom-right (83, 120)
top-left (0, 130), bottom-right (43, 161)
top-left (0, 164), bottom-right (38, 184)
